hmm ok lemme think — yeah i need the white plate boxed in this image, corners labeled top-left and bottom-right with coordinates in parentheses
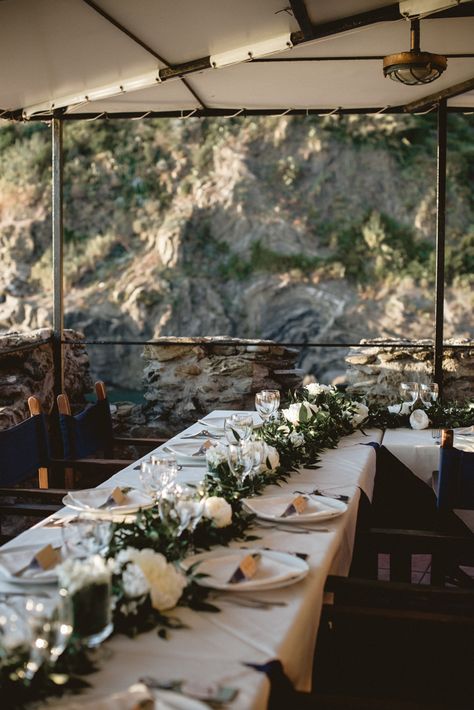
top-left (0, 544), bottom-right (60, 584)
top-left (198, 412), bottom-right (263, 432)
top-left (165, 441), bottom-right (208, 461)
top-left (242, 494), bottom-right (347, 523)
top-left (62, 487), bottom-right (154, 514)
top-left (181, 548), bottom-right (308, 591)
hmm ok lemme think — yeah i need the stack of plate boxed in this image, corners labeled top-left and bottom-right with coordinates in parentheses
top-left (62, 487), bottom-right (154, 515)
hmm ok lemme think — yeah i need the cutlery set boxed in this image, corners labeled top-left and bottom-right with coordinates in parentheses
top-left (293, 489), bottom-right (350, 503)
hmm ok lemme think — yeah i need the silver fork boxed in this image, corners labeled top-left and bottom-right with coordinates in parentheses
top-left (208, 592), bottom-right (287, 609)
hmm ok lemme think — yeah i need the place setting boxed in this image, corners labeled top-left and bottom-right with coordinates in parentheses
top-left (62, 485), bottom-right (154, 516)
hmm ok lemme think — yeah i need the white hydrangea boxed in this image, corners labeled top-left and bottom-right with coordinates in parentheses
top-left (409, 409), bottom-right (430, 430)
top-left (351, 402), bottom-right (369, 426)
top-left (388, 402), bottom-right (412, 416)
top-left (204, 496), bottom-right (233, 528)
top-left (205, 442), bottom-right (228, 468)
top-left (121, 562), bottom-right (150, 599)
top-left (289, 430), bottom-right (305, 448)
top-left (57, 555), bottom-right (111, 595)
top-left (122, 548), bottom-right (187, 611)
top-left (282, 401), bottom-right (319, 426)
top-left (305, 382), bottom-right (335, 396)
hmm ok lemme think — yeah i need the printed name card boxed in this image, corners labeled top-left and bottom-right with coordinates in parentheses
top-left (281, 495), bottom-right (307, 518)
top-left (194, 440), bottom-right (213, 456)
top-left (35, 544), bottom-right (62, 570)
top-left (228, 553), bottom-right (261, 584)
top-left (110, 486), bottom-right (126, 505)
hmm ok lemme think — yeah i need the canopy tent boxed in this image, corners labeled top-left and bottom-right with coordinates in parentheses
top-left (0, 0), bottom-right (473, 118)
top-left (0, 0), bottom-right (472, 397)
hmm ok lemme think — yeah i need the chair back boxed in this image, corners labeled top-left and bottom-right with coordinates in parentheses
top-left (437, 447), bottom-right (474, 511)
top-left (57, 382), bottom-right (114, 459)
top-left (0, 397), bottom-right (50, 487)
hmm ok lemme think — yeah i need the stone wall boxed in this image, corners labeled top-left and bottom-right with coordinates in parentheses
top-left (0, 328), bottom-right (92, 428)
top-left (345, 338), bottom-right (474, 402)
top-left (141, 337), bottom-right (303, 435)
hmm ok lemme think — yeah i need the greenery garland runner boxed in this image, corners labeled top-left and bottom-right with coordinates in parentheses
top-left (2, 382), bottom-right (472, 705)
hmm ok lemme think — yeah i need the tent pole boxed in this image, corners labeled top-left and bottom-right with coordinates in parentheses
top-left (434, 99), bottom-right (447, 398)
top-left (52, 117), bottom-right (64, 399)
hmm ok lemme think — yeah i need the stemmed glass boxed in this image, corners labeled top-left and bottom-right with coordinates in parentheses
top-left (62, 516), bottom-right (112, 559)
top-left (224, 414), bottom-right (253, 444)
top-left (159, 483), bottom-right (204, 536)
top-left (399, 382), bottom-right (419, 406)
top-left (23, 591), bottom-right (73, 679)
top-left (227, 442), bottom-right (254, 484)
top-left (255, 390), bottom-right (280, 422)
top-left (140, 455), bottom-right (178, 498)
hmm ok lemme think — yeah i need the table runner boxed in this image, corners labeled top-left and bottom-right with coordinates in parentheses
top-left (0, 414), bottom-right (382, 709)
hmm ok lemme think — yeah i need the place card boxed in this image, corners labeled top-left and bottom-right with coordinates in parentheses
top-left (193, 440), bottom-right (213, 456)
top-left (228, 553), bottom-right (261, 584)
top-left (110, 486), bottom-right (126, 505)
top-left (35, 544), bottom-right (62, 571)
top-left (281, 495), bottom-right (307, 518)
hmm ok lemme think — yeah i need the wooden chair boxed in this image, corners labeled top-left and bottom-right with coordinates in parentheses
top-left (57, 381), bottom-right (166, 487)
top-left (0, 397), bottom-right (68, 541)
top-left (310, 575), bottom-right (474, 709)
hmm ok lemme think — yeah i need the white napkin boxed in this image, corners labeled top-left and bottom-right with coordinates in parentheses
top-left (0, 546), bottom-right (59, 581)
top-left (68, 487), bottom-right (118, 510)
top-left (196, 551), bottom-right (299, 588)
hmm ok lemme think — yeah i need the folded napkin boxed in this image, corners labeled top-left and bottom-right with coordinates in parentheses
top-left (68, 487), bottom-right (129, 510)
top-left (0, 545), bottom-right (60, 581)
top-left (196, 551), bottom-right (298, 589)
top-left (243, 494), bottom-right (341, 520)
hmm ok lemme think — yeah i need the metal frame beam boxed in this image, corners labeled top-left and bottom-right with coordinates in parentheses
top-left (51, 117), bottom-right (64, 399)
top-left (289, 0), bottom-right (314, 40)
top-left (404, 75), bottom-right (474, 113)
top-left (434, 99), bottom-right (448, 397)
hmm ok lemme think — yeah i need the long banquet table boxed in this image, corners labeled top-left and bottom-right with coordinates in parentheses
top-left (0, 412), bottom-right (385, 708)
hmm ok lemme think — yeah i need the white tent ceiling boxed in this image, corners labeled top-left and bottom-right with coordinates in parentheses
top-left (0, 0), bottom-right (473, 119)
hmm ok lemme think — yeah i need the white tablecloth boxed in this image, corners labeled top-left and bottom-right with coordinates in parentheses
top-left (0, 413), bottom-right (382, 710)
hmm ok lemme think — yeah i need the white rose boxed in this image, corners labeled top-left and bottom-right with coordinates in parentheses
top-left (124, 548), bottom-right (187, 611)
top-left (205, 442), bottom-right (228, 468)
top-left (388, 402), bottom-right (412, 415)
top-left (351, 402), bottom-right (369, 426)
top-left (282, 401), bottom-right (318, 425)
top-left (305, 382), bottom-right (335, 396)
top-left (263, 444), bottom-right (280, 471)
top-left (204, 496), bottom-right (232, 528)
top-left (289, 431), bottom-right (305, 448)
top-left (409, 409), bottom-right (430, 430)
top-left (121, 562), bottom-right (150, 599)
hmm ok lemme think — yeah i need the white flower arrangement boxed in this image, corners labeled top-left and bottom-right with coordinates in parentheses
top-left (282, 401), bottom-right (319, 426)
top-left (409, 409), bottom-right (430, 430)
top-left (305, 382), bottom-right (335, 396)
top-left (117, 548), bottom-right (187, 612)
top-left (205, 442), bottom-right (228, 469)
top-left (57, 554), bottom-right (111, 595)
top-left (350, 402), bottom-right (369, 426)
top-left (204, 496), bottom-right (233, 528)
top-left (388, 402), bottom-right (412, 416)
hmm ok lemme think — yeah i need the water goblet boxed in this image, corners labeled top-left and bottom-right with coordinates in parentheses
top-left (430, 383), bottom-right (439, 403)
top-left (227, 442), bottom-right (254, 484)
top-left (224, 414), bottom-right (253, 444)
top-left (255, 390), bottom-right (280, 422)
top-left (159, 483), bottom-right (204, 536)
top-left (151, 454), bottom-right (179, 491)
top-left (62, 515), bottom-right (112, 559)
top-left (23, 591), bottom-right (73, 679)
top-left (420, 383), bottom-right (432, 407)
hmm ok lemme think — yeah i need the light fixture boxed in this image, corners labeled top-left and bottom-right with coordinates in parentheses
top-left (209, 33), bottom-right (292, 69)
top-left (23, 69), bottom-right (162, 118)
top-left (383, 19), bottom-right (447, 85)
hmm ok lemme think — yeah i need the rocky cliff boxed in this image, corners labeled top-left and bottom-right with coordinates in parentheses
top-left (0, 115), bottom-right (472, 389)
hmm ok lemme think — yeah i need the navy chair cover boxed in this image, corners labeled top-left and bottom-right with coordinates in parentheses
top-left (59, 398), bottom-right (114, 460)
top-left (0, 414), bottom-right (50, 486)
top-left (437, 447), bottom-right (474, 511)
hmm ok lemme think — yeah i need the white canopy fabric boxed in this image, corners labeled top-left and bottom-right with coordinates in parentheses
top-left (0, 0), bottom-right (473, 119)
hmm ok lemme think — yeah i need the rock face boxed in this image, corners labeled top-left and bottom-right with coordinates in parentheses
top-left (345, 338), bottom-right (474, 402)
top-left (142, 337), bottom-right (302, 434)
top-left (0, 328), bottom-right (92, 428)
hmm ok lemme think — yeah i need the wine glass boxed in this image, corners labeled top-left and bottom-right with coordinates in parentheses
top-left (420, 383), bottom-right (432, 407)
top-left (399, 382), bottom-right (418, 405)
top-left (430, 383), bottom-right (439, 403)
top-left (62, 516), bottom-right (112, 559)
top-left (224, 414), bottom-right (253, 444)
top-left (23, 591), bottom-right (73, 679)
top-left (151, 454), bottom-right (179, 490)
top-left (255, 390), bottom-right (280, 422)
top-left (159, 484), bottom-right (204, 536)
top-left (227, 442), bottom-right (254, 484)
